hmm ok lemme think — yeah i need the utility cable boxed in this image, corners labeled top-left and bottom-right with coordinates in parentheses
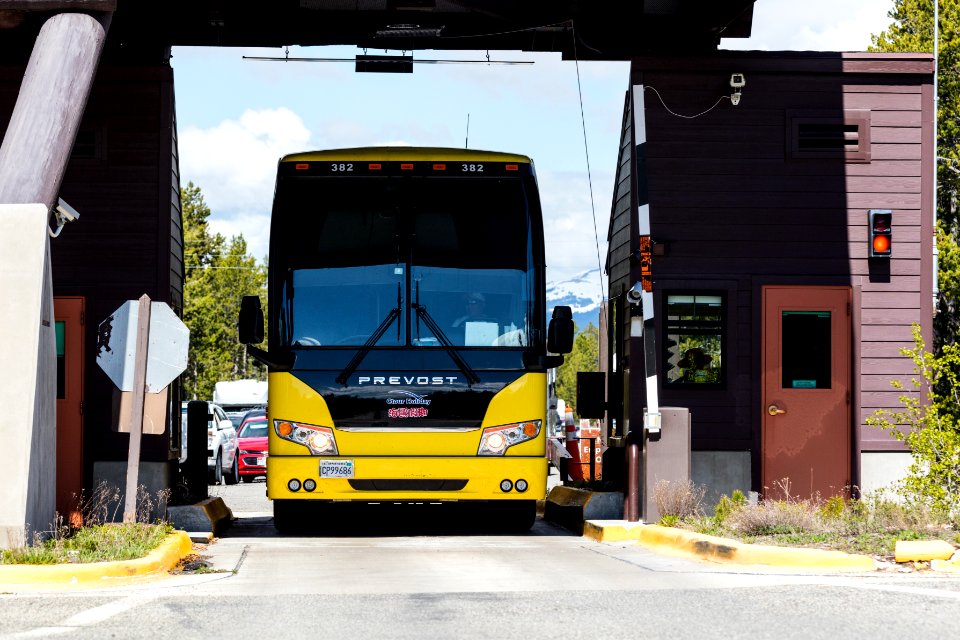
top-left (572, 22), bottom-right (607, 307)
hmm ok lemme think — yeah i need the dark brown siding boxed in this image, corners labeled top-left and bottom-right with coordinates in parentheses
top-left (607, 89), bottom-right (633, 293)
top-left (613, 53), bottom-right (934, 468)
top-left (2, 63), bottom-right (183, 474)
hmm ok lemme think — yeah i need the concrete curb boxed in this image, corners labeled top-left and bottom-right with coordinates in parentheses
top-left (0, 531), bottom-right (193, 587)
top-left (584, 521), bottom-right (877, 572)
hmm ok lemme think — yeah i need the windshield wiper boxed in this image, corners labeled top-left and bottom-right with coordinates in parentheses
top-left (412, 282), bottom-right (480, 385)
top-left (335, 283), bottom-right (402, 386)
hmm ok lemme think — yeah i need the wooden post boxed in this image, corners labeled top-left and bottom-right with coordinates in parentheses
top-left (0, 12), bottom-right (111, 206)
top-left (122, 294), bottom-right (150, 523)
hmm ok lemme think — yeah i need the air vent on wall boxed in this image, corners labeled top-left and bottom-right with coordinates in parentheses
top-left (787, 110), bottom-right (871, 163)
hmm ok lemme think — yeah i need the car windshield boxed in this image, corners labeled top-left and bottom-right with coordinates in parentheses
top-left (239, 420), bottom-right (269, 438)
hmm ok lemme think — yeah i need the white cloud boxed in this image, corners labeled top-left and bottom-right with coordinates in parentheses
top-left (538, 169), bottom-right (611, 286)
top-left (180, 107), bottom-right (311, 258)
top-left (207, 211), bottom-right (272, 262)
top-left (723, 0), bottom-right (892, 51)
top-left (180, 108), bottom-right (310, 209)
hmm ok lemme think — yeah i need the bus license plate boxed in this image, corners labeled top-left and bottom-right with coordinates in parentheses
top-left (320, 460), bottom-right (354, 478)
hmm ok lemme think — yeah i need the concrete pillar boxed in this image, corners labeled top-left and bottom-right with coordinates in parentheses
top-left (0, 205), bottom-right (57, 547)
top-left (642, 406), bottom-right (691, 523)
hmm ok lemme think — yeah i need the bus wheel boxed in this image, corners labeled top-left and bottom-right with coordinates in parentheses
top-left (497, 500), bottom-right (537, 532)
top-left (274, 500), bottom-right (320, 534)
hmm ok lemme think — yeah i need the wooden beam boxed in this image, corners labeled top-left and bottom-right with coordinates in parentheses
top-left (0, 12), bottom-right (110, 208)
top-left (0, 1), bottom-right (116, 10)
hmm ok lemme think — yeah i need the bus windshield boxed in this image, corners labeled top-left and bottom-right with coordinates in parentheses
top-left (271, 176), bottom-right (538, 349)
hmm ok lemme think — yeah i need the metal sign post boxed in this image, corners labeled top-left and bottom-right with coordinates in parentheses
top-left (122, 294), bottom-right (150, 523)
top-left (97, 295), bottom-right (189, 523)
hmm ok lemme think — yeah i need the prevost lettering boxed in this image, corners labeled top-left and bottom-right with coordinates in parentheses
top-left (357, 375), bottom-right (459, 385)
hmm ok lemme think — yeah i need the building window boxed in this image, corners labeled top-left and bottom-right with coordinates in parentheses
top-left (664, 293), bottom-right (724, 387)
top-left (787, 109), bottom-right (871, 163)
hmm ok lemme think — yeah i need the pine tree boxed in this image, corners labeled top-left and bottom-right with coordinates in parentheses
top-left (871, 1), bottom-right (960, 353)
top-left (555, 323), bottom-right (600, 417)
top-left (181, 182), bottom-right (267, 400)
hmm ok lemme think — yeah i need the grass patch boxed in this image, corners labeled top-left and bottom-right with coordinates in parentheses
top-left (1, 522), bottom-right (173, 565)
top-left (653, 479), bottom-right (959, 560)
top-left (0, 481), bottom-right (175, 566)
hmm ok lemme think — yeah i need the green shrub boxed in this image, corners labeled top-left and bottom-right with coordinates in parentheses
top-left (658, 514), bottom-right (681, 527)
top-left (866, 324), bottom-right (960, 519)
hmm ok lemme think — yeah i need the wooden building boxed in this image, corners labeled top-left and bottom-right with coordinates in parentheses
top-left (605, 52), bottom-right (935, 504)
top-left (0, 59), bottom-right (185, 515)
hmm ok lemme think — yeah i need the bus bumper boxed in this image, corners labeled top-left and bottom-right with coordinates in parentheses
top-left (266, 455), bottom-right (547, 502)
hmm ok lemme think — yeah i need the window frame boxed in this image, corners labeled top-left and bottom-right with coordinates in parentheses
top-left (661, 290), bottom-right (727, 390)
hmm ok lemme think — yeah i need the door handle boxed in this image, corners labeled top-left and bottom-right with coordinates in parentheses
top-left (767, 404), bottom-right (786, 416)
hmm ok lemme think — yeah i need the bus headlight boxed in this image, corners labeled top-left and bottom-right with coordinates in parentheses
top-left (477, 420), bottom-right (541, 456)
top-left (274, 420), bottom-right (339, 455)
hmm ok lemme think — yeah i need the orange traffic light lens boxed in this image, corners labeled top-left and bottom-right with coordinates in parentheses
top-left (873, 235), bottom-right (890, 253)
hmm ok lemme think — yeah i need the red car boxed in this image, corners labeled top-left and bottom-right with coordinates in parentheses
top-left (236, 409), bottom-right (268, 482)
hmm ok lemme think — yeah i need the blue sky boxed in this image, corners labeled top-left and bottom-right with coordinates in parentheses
top-left (170, 0), bottom-right (895, 289)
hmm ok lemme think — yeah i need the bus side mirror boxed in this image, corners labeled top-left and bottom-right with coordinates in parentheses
top-left (239, 295), bottom-right (264, 344)
top-left (547, 305), bottom-right (574, 354)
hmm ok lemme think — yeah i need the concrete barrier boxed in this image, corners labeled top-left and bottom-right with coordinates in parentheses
top-left (544, 486), bottom-right (623, 534)
top-left (167, 497), bottom-right (233, 537)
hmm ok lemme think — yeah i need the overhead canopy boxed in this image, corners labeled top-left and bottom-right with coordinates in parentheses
top-left (0, 0), bottom-right (755, 62)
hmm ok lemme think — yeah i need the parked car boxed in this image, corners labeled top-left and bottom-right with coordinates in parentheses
top-left (236, 408), bottom-right (268, 482)
top-left (182, 401), bottom-right (239, 485)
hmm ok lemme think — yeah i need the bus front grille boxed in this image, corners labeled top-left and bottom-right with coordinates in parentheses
top-left (347, 479), bottom-right (468, 491)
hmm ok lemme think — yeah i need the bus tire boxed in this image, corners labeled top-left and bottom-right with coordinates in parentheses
top-left (274, 499), bottom-right (305, 534)
top-left (499, 500), bottom-right (537, 532)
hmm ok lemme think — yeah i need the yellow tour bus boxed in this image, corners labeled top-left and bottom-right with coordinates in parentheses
top-left (239, 147), bottom-right (573, 532)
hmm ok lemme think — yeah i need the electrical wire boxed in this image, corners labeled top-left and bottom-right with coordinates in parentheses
top-left (644, 85), bottom-right (730, 119)
top-left (571, 23), bottom-right (607, 307)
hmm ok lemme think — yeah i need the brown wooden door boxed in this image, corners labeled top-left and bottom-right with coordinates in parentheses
top-left (54, 297), bottom-right (84, 526)
top-left (762, 286), bottom-right (850, 500)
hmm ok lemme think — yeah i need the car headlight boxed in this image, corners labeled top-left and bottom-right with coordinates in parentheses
top-left (274, 420), bottom-right (338, 455)
top-left (478, 420), bottom-right (541, 456)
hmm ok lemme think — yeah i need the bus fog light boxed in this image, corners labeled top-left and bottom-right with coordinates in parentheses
top-left (288, 479), bottom-right (302, 492)
top-left (499, 479), bottom-right (513, 492)
top-left (303, 479), bottom-right (317, 492)
top-left (515, 479), bottom-right (528, 493)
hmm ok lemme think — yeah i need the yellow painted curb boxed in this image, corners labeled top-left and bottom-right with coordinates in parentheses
top-left (586, 522), bottom-right (876, 572)
top-left (931, 558), bottom-right (960, 573)
top-left (894, 539), bottom-right (956, 563)
top-left (583, 520), bottom-right (646, 543)
top-left (0, 531), bottom-right (193, 587)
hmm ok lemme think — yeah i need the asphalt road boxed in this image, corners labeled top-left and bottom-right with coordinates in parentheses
top-left (0, 477), bottom-right (958, 639)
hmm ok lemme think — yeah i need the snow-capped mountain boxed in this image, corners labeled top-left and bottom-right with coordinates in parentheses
top-left (546, 269), bottom-right (605, 331)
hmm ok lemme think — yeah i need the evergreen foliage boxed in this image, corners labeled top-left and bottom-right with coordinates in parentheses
top-left (872, 1), bottom-right (960, 355)
top-left (181, 183), bottom-right (267, 400)
top-left (555, 323), bottom-right (599, 417)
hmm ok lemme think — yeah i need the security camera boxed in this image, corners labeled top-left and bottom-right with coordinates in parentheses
top-left (48, 198), bottom-right (80, 238)
top-left (55, 198), bottom-right (79, 223)
top-left (626, 282), bottom-right (643, 305)
top-left (730, 73), bottom-right (746, 89)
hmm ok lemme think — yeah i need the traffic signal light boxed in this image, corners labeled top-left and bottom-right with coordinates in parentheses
top-left (868, 210), bottom-right (892, 258)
